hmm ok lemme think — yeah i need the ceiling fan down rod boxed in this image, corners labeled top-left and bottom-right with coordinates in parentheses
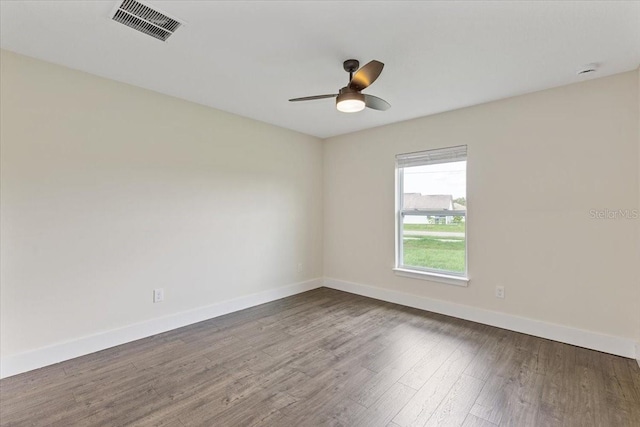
top-left (343, 59), bottom-right (360, 83)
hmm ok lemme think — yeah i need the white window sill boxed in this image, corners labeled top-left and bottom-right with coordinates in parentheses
top-left (393, 268), bottom-right (469, 287)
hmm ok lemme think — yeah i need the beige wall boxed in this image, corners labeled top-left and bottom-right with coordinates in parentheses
top-left (0, 50), bottom-right (323, 357)
top-left (1, 49), bottom-right (638, 364)
top-left (324, 71), bottom-right (640, 341)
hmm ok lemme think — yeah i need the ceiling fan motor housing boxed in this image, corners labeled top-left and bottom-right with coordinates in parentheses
top-left (336, 86), bottom-right (365, 113)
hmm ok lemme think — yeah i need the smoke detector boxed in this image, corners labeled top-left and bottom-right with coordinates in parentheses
top-left (110, 0), bottom-right (183, 42)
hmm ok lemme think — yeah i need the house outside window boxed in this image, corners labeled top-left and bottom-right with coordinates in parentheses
top-left (395, 146), bottom-right (468, 284)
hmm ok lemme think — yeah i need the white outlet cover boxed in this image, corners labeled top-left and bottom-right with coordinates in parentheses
top-left (153, 288), bottom-right (164, 303)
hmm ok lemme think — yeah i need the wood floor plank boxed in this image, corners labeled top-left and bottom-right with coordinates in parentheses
top-left (469, 403), bottom-right (502, 426)
top-left (353, 382), bottom-right (417, 427)
top-left (286, 389), bottom-right (367, 426)
top-left (0, 364), bottom-right (67, 395)
top-left (260, 322), bottom-right (337, 357)
top-left (533, 339), bottom-right (576, 426)
top-left (393, 348), bottom-right (476, 427)
top-left (361, 323), bottom-right (436, 373)
top-left (307, 394), bottom-right (368, 427)
top-left (279, 366), bottom-right (373, 424)
top-left (183, 389), bottom-right (298, 427)
top-left (1, 288), bottom-right (639, 427)
top-left (461, 413), bottom-right (498, 427)
top-left (137, 368), bottom-right (254, 425)
top-left (463, 328), bottom-right (511, 381)
top-left (568, 359), bottom-right (613, 427)
top-left (494, 365), bottom-right (545, 426)
top-left (398, 338), bottom-right (460, 390)
top-left (423, 373), bottom-right (485, 427)
top-left (287, 362), bottom-right (374, 401)
top-left (353, 339), bottom-right (434, 408)
top-left (470, 348), bottom-right (541, 426)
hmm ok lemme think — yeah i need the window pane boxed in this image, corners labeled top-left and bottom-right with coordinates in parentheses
top-left (400, 160), bottom-right (466, 274)
top-left (402, 161), bottom-right (466, 209)
top-left (402, 216), bottom-right (465, 273)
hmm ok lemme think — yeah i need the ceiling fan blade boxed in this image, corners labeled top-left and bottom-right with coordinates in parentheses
top-left (364, 94), bottom-right (391, 111)
top-left (289, 94), bottom-right (337, 102)
top-left (349, 60), bottom-right (384, 91)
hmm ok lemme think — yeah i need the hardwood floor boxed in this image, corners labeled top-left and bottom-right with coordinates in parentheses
top-left (1, 288), bottom-right (639, 426)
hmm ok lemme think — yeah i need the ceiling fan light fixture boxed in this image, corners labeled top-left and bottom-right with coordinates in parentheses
top-left (290, 59), bottom-right (388, 112)
top-left (336, 92), bottom-right (365, 113)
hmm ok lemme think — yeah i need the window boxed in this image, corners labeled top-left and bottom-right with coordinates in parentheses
top-left (395, 146), bottom-right (468, 283)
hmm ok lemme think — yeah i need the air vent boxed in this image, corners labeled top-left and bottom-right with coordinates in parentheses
top-left (111, 0), bottom-right (182, 42)
top-left (576, 63), bottom-right (599, 76)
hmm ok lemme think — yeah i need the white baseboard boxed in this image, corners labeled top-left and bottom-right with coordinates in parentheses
top-left (324, 278), bottom-right (638, 360)
top-left (0, 278), bottom-right (323, 379)
top-left (2, 277), bottom-right (637, 379)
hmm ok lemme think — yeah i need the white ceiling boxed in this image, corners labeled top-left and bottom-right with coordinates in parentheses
top-left (1, 1), bottom-right (639, 139)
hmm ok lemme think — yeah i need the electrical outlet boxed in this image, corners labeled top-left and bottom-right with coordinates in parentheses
top-left (297, 263), bottom-right (303, 273)
top-left (153, 288), bottom-right (164, 303)
top-left (495, 286), bottom-right (505, 299)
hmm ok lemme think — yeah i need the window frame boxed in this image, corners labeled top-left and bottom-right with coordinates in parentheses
top-left (394, 147), bottom-right (469, 285)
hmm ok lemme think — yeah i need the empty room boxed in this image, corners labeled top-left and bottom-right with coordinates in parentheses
top-left (1, 1), bottom-right (639, 426)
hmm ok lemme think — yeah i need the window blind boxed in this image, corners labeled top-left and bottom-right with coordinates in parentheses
top-left (396, 145), bottom-right (467, 168)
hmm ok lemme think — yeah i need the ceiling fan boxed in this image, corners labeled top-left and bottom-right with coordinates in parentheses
top-left (289, 59), bottom-right (390, 113)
